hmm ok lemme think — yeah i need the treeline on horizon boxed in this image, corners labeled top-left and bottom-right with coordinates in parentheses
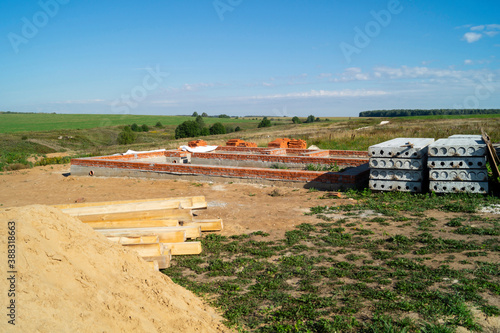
top-left (359, 109), bottom-right (500, 117)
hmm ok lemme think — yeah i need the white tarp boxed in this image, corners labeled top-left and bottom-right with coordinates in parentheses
top-left (180, 145), bottom-right (218, 153)
top-left (122, 149), bottom-right (167, 155)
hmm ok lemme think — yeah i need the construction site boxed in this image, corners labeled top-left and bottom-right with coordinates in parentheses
top-left (1, 133), bottom-right (499, 332)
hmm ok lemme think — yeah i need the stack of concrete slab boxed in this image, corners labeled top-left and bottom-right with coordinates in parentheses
top-left (369, 138), bottom-right (435, 192)
top-left (428, 135), bottom-right (488, 194)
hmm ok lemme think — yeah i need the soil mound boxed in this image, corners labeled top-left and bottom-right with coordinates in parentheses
top-left (0, 205), bottom-right (232, 333)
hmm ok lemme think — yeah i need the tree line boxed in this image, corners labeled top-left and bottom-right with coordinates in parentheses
top-left (359, 109), bottom-right (500, 117)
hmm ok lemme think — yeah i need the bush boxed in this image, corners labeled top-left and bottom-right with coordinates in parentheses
top-left (192, 111), bottom-right (198, 117)
top-left (141, 124), bottom-right (149, 132)
top-left (175, 121), bottom-right (200, 139)
top-left (130, 123), bottom-right (142, 132)
top-left (258, 117), bottom-right (272, 128)
top-left (305, 115), bottom-right (316, 123)
top-left (117, 126), bottom-right (137, 145)
top-left (292, 116), bottom-right (301, 124)
top-left (209, 122), bottom-right (226, 135)
top-left (201, 128), bottom-right (210, 136)
top-left (21, 135), bottom-right (28, 140)
top-left (225, 126), bottom-right (234, 133)
top-left (155, 121), bottom-right (163, 128)
top-left (218, 114), bottom-right (230, 118)
top-left (235, 126), bottom-right (242, 132)
top-left (201, 112), bottom-right (208, 117)
top-left (195, 115), bottom-right (205, 130)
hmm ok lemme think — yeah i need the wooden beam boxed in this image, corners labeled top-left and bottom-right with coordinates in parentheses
top-left (106, 235), bottom-right (159, 245)
top-left (76, 208), bottom-right (193, 223)
top-left (146, 260), bottom-right (160, 271)
top-left (182, 219), bottom-right (223, 232)
top-left (53, 196), bottom-right (207, 210)
top-left (123, 243), bottom-right (163, 257)
top-left (60, 198), bottom-right (206, 216)
top-left (142, 255), bottom-right (171, 269)
top-left (86, 219), bottom-right (179, 229)
top-left (162, 242), bottom-right (202, 255)
top-left (96, 226), bottom-right (201, 240)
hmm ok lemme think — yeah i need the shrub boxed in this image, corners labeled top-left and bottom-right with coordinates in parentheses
top-left (175, 121), bottom-right (201, 139)
top-left (258, 117), bottom-right (272, 128)
top-left (155, 121), bottom-right (163, 128)
top-left (209, 122), bottom-right (226, 135)
top-left (225, 126), bottom-right (234, 133)
top-left (117, 126), bottom-right (137, 144)
top-left (201, 112), bottom-right (208, 117)
top-left (201, 128), bottom-right (210, 136)
top-left (130, 123), bottom-right (142, 132)
top-left (141, 124), bottom-right (149, 132)
top-left (195, 115), bottom-right (205, 130)
top-left (305, 115), bottom-right (316, 123)
top-left (292, 116), bottom-right (301, 124)
top-left (192, 111), bottom-right (198, 117)
top-left (21, 135), bottom-right (28, 140)
top-left (235, 126), bottom-right (242, 132)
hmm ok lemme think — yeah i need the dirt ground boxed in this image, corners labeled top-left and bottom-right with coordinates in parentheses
top-left (0, 164), bottom-right (352, 240)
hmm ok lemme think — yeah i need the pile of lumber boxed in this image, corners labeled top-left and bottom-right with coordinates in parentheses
top-left (53, 196), bottom-right (222, 270)
top-left (288, 139), bottom-right (307, 149)
top-left (226, 139), bottom-right (257, 147)
top-left (188, 139), bottom-right (207, 148)
top-left (268, 138), bottom-right (291, 148)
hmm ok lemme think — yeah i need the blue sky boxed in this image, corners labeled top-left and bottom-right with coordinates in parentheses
top-left (1, 0), bottom-right (499, 117)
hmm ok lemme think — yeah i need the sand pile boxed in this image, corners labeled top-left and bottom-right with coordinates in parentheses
top-left (0, 205), bottom-right (232, 333)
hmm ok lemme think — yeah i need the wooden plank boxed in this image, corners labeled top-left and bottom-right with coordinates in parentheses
top-left (146, 260), bottom-right (160, 271)
top-left (53, 196), bottom-right (207, 210)
top-left (60, 198), bottom-right (206, 216)
top-left (482, 130), bottom-right (500, 180)
top-left (182, 219), bottom-right (223, 232)
top-left (76, 208), bottom-right (193, 223)
top-left (96, 226), bottom-right (201, 240)
top-left (86, 219), bottom-right (179, 229)
top-left (123, 243), bottom-right (163, 257)
top-left (162, 242), bottom-right (202, 255)
top-left (142, 255), bottom-right (171, 269)
top-left (106, 235), bottom-right (160, 245)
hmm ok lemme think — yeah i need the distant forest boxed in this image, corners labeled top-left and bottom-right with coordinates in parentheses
top-left (359, 109), bottom-right (500, 117)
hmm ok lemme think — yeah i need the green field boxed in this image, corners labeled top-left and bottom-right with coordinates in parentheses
top-left (0, 113), bottom-right (258, 133)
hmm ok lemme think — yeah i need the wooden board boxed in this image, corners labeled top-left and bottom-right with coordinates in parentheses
top-left (146, 260), bottom-right (160, 271)
top-left (76, 208), bottom-right (193, 223)
top-left (86, 219), bottom-right (179, 229)
top-left (142, 255), bottom-right (171, 269)
top-left (162, 242), bottom-right (202, 255)
top-left (182, 219), bottom-right (223, 232)
top-left (53, 196), bottom-right (207, 210)
top-left (482, 130), bottom-right (500, 180)
top-left (106, 235), bottom-right (159, 245)
top-left (60, 198), bottom-right (206, 216)
top-left (96, 226), bottom-right (201, 240)
top-left (123, 243), bottom-right (163, 257)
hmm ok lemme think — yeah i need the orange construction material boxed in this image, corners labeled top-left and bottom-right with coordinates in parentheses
top-left (268, 138), bottom-right (291, 148)
top-left (288, 139), bottom-right (307, 149)
top-left (226, 139), bottom-right (257, 148)
top-left (188, 140), bottom-right (207, 148)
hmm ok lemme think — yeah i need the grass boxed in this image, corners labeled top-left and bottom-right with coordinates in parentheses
top-left (163, 191), bottom-right (500, 332)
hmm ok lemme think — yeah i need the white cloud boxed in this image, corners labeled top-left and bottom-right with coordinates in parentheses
top-left (462, 24), bottom-right (500, 43)
top-left (250, 89), bottom-right (388, 100)
top-left (463, 32), bottom-right (483, 43)
top-left (464, 59), bottom-right (473, 65)
top-left (333, 67), bottom-right (370, 82)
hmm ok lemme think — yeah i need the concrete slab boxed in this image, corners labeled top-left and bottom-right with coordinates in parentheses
top-left (429, 181), bottom-right (488, 194)
top-left (428, 138), bottom-right (486, 157)
top-left (428, 157), bottom-right (487, 169)
top-left (369, 180), bottom-right (422, 192)
top-left (429, 169), bottom-right (488, 182)
top-left (368, 138), bottom-right (435, 158)
top-left (369, 158), bottom-right (425, 170)
top-left (448, 135), bottom-right (484, 141)
top-left (370, 169), bottom-right (424, 182)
